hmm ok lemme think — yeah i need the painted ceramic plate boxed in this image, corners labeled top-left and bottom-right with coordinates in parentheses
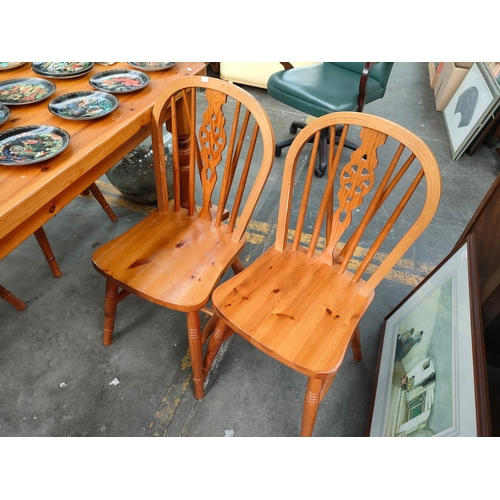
top-left (0, 124), bottom-right (70, 165)
top-left (0, 62), bottom-right (26, 71)
top-left (48, 90), bottom-right (118, 120)
top-left (32, 62), bottom-right (94, 79)
top-left (0, 104), bottom-right (10, 126)
top-left (90, 69), bottom-right (151, 93)
top-left (127, 62), bottom-right (176, 72)
top-left (0, 77), bottom-right (56, 105)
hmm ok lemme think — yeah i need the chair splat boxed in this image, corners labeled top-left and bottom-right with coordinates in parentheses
top-left (198, 89), bottom-right (228, 220)
top-left (321, 126), bottom-right (388, 263)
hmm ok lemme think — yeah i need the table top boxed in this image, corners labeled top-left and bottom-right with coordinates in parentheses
top-left (0, 62), bottom-right (206, 256)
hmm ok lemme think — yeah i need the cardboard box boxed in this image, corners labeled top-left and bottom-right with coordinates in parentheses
top-left (219, 62), bottom-right (318, 89)
top-left (428, 62), bottom-right (444, 89)
top-left (434, 62), bottom-right (473, 111)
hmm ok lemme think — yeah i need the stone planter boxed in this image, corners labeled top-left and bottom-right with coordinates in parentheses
top-left (106, 135), bottom-right (174, 205)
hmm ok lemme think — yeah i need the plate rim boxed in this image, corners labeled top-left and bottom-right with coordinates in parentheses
top-left (0, 77), bottom-right (56, 105)
top-left (0, 103), bottom-right (10, 126)
top-left (0, 123), bottom-right (70, 166)
top-left (0, 62), bottom-right (26, 71)
top-left (89, 68), bottom-right (151, 93)
top-left (48, 90), bottom-right (119, 121)
top-left (127, 62), bottom-right (176, 72)
top-left (31, 62), bottom-right (94, 79)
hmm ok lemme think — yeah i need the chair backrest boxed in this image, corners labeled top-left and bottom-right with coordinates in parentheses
top-left (331, 62), bottom-right (394, 88)
top-left (150, 76), bottom-right (275, 243)
top-left (267, 62), bottom-right (394, 116)
top-left (275, 112), bottom-right (441, 296)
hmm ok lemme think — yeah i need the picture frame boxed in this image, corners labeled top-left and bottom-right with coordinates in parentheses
top-left (368, 236), bottom-right (490, 436)
top-left (443, 62), bottom-right (500, 160)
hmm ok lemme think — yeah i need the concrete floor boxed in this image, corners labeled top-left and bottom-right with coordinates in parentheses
top-left (1, 62), bottom-right (499, 437)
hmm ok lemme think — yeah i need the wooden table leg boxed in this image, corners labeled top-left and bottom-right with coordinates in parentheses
top-left (87, 182), bottom-right (118, 222)
top-left (166, 90), bottom-right (194, 210)
top-left (0, 284), bottom-right (27, 311)
top-left (33, 227), bottom-right (62, 278)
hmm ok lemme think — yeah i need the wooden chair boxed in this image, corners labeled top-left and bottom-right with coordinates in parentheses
top-left (91, 76), bottom-right (275, 399)
top-left (203, 111), bottom-right (442, 436)
top-left (1, 183), bottom-right (116, 311)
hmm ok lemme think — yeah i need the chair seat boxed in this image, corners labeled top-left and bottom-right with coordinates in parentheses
top-left (92, 209), bottom-right (246, 311)
top-left (212, 246), bottom-right (375, 377)
top-left (267, 63), bottom-right (385, 117)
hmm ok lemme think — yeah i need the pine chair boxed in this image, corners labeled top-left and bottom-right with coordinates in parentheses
top-left (268, 62), bottom-right (394, 177)
top-left (203, 111), bottom-right (441, 436)
top-left (92, 76), bottom-right (275, 399)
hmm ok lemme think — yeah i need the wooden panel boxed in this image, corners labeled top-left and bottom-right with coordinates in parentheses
top-left (454, 172), bottom-right (500, 358)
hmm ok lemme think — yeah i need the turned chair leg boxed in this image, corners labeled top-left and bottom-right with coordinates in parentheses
top-left (103, 280), bottom-right (119, 346)
top-left (88, 183), bottom-right (118, 222)
top-left (202, 318), bottom-right (234, 379)
top-left (351, 325), bottom-right (362, 363)
top-left (34, 227), bottom-right (62, 278)
top-left (0, 284), bottom-right (27, 311)
top-left (231, 258), bottom-right (244, 275)
top-left (187, 310), bottom-right (204, 400)
top-left (301, 377), bottom-right (324, 437)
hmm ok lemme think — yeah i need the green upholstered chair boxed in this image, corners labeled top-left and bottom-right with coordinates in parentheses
top-left (267, 62), bottom-right (394, 177)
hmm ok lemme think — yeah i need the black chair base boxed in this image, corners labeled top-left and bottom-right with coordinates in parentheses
top-left (275, 120), bottom-right (358, 178)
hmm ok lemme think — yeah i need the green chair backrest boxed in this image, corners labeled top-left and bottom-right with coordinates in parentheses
top-left (329, 62), bottom-right (394, 88)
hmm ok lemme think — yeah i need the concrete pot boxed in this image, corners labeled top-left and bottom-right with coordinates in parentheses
top-left (106, 136), bottom-right (174, 205)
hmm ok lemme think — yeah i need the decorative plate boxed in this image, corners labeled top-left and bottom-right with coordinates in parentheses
top-left (0, 77), bottom-right (56, 105)
top-left (0, 62), bottom-right (26, 71)
top-left (90, 69), bottom-right (151, 93)
top-left (0, 124), bottom-right (70, 165)
top-left (127, 62), bottom-right (176, 72)
top-left (0, 104), bottom-right (10, 126)
top-left (32, 62), bottom-right (94, 79)
top-left (48, 90), bottom-right (118, 120)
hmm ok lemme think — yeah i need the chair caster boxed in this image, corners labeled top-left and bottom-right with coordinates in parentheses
top-left (289, 124), bottom-right (298, 134)
top-left (275, 145), bottom-right (282, 157)
top-left (314, 168), bottom-right (326, 178)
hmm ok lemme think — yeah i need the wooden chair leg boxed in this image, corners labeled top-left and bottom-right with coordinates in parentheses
top-left (0, 284), bottom-right (27, 311)
top-left (33, 227), bottom-right (62, 278)
top-left (202, 318), bottom-right (234, 379)
top-left (351, 325), bottom-right (362, 363)
top-left (187, 311), bottom-right (205, 399)
top-left (88, 183), bottom-right (118, 222)
top-left (300, 377), bottom-right (324, 437)
top-left (231, 257), bottom-right (244, 275)
top-left (103, 280), bottom-right (119, 346)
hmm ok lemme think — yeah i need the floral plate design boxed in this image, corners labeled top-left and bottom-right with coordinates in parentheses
top-left (0, 104), bottom-right (10, 126)
top-left (90, 69), bottom-right (151, 93)
top-left (0, 77), bottom-right (56, 105)
top-left (48, 90), bottom-right (118, 120)
top-left (0, 62), bottom-right (26, 71)
top-left (127, 62), bottom-right (176, 72)
top-left (32, 62), bottom-right (94, 79)
top-left (0, 124), bottom-right (70, 165)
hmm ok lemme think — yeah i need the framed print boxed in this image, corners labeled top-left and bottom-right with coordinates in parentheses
top-left (368, 237), bottom-right (490, 436)
top-left (443, 62), bottom-right (500, 160)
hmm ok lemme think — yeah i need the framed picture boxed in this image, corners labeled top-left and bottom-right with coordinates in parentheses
top-left (368, 236), bottom-right (490, 436)
top-left (443, 62), bottom-right (500, 160)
